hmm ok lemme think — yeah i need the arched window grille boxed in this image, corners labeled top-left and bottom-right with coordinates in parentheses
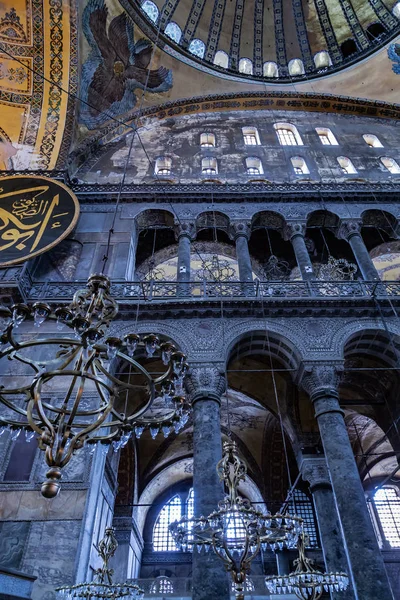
top-left (246, 157), bottom-right (263, 175)
top-left (200, 133), bottom-right (216, 147)
top-left (214, 51), bottom-right (229, 68)
top-left (153, 495), bottom-right (182, 551)
top-left (288, 490), bottom-right (319, 547)
top-left (239, 58), bottom-right (253, 75)
top-left (366, 22), bottom-right (386, 43)
top-left (316, 127), bottom-right (338, 146)
top-left (164, 22), bottom-right (182, 43)
top-left (202, 157), bottom-right (218, 175)
top-left (288, 58), bottom-right (305, 76)
top-left (363, 134), bottom-right (383, 148)
top-left (337, 156), bottom-right (357, 174)
top-left (242, 127), bottom-right (260, 146)
top-left (290, 156), bottom-right (309, 175)
top-left (155, 156), bottom-right (172, 175)
top-left (188, 39), bottom-right (205, 58)
top-left (274, 123), bottom-right (303, 146)
top-left (372, 488), bottom-right (400, 548)
top-left (141, 0), bottom-right (159, 23)
top-left (381, 157), bottom-right (400, 174)
top-left (263, 61), bottom-right (279, 77)
top-left (186, 487), bottom-right (194, 519)
top-left (150, 577), bottom-right (174, 594)
top-left (314, 51), bottom-right (332, 70)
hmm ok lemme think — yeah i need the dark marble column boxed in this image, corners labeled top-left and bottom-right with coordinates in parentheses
top-left (300, 455), bottom-right (355, 600)
top-left (230, 222), bottom-right (254, 296)
top-left (301, 365), bottom-right (394, 600)
top-left (175, 223), bottom-right (195, 296)
top-left (186, 366), bottom-right (230, 600)
top-left (283, 223), bottom-right (315, 280)
top-left (338, 220), bottom-right (380, 282)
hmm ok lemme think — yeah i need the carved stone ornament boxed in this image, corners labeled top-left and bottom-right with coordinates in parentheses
top-left (174, 221), bottom-right (196, 241)
top-left (337, 219), bottom-right (363, 241)
top-left (300, 456), bottom-right (331, 491)
top-left (229, 221), bottom-right (252, 241)
top-left (300, 364), bottom-right (343, 402)
top-left (185, 365), bottom-right (226, 403)
top-left (283, 222), bottom-right (307, 241)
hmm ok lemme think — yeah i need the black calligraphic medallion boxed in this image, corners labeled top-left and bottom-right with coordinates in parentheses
top-left (0, 175), bottom-right (80, 267)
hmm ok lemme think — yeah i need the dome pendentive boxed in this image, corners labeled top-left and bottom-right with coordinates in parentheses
top-left (131, 0), bottom-right (400, 82)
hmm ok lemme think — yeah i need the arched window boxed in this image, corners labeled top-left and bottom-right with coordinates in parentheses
top-left (337, 156), bottom-right (357, 174)
top-left (381, 157), bottom-right (400, 174)
top-left (150, 577), bottom-right (174, 594)
top-left (274, 123), bottom-right (303, 146)
top-left (200, 133), bottom-right (215, 147)
top-left (288, 58), bottom-right (305, 76)
top-left (214, 50), bottom-right (229, 69)
top-left (314, 51), bottom-right (332, 70)
top-left (202, 157), bottom-right (218, 175)
top-left (246, 157), bottom-right (263, 175)
top-left (291, 156), bottom-right (309, 175)
top-left (153, 495), bottom-right (182, 551)
top-left (393, 1), bottom-right (400, 18)
top-left (242, 127), bottom-right (260, 146)
top-left (288, 490), bottom-right (318, 547)
top-left (363, 134), bottom-right (383, 148)
top-left (141, 0), bottom-right (159, 23)
top-left (239, 58), bottom-right (253, 75)
top-left (186, 487), bottom-right (194, 519)
top-left (164, 22), bottom-right (182, 43)
top-left (263, 61), bottom-right (279, 78)
top-left (341, 38), bottom-right (357, 58)
top-left (155, 156), bottom-right (172, 175)
top-left (372, 488), bottom-right (400, 547)
top-left (189, 39), bottom-right (205, 58)
top-left (366, 22), bottom-right (386, 43)
top-left (316, 127), bottom-right (338, 146)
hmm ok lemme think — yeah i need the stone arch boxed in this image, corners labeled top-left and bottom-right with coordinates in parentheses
top-left (195, 210), bottom-right (230, 233)
top-left (135, 208), bottom-right (175, 230)
top-left (306, 209), bottom-right (341, 229)
top-left (251, 210), bottom-right (285, 232)
top-left (110, 321), bottom-right (191, 357)
top-left (361, 209), bottom-right (398, 237)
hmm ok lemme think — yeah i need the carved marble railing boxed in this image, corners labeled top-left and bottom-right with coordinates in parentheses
top-left (21, 279), bottom-right (400, 302)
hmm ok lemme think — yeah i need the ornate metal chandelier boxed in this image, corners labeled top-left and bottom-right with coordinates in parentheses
top-left (56, 527), bottom-right (144, 600)
top-left (265, 532), bottom-right (349, 599)
top-left (0, 274), bottom-right (190, 498)
top-left (170, 441), bottom-right (303, 600)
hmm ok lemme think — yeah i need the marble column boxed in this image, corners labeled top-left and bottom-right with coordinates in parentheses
top-left (283, 223), bottom-right (315, 280)
top-left (175, 222), bottom-right (195, 296)
top-left (301, 365), bottom-right (394, 600)
top-left (300, 455), bottom-right (355, 600)
top-left (186, 366), bottom-right (230, 600)
top-left (230, 222), bottom-right (254, 296)
top-left (337, 220), bottom-right (380, 282)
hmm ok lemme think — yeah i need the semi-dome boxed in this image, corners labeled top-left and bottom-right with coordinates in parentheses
top-left (128, 0), bottom-right (400, 82)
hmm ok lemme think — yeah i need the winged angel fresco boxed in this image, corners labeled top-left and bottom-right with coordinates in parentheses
top-left (388, 43), bottom-right (400, 75)
top-left (80, 0), bottom-right (173, 129)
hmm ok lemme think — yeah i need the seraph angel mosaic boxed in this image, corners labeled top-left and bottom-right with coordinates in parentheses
top-left (388, 43), bottom-right (400, 75)
top-left (80, 0), bottom-right (173, 129)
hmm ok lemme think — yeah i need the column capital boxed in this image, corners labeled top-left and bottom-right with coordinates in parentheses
top-left (186, 364), bottom-right (226, 404)
top-left (299, 455), bottom-right (331, 491)
top-left (299, 362), bottom-right (344, 402)
top-left (337, 219), bottom-right (363, 241)
top-left (174, 221), bottom-right (196, 241)
top-left (283, 221), bottom-right (307, 241)
top-left (229, 221), bottom-right (252, 241)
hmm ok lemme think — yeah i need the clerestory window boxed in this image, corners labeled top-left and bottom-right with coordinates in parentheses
top-left (274, 123), bottom-right (303, 146)
top-left (242, 127), bottom-right (260, 146)
top-left (372, 487), bottom-right (400, 548)
top-left (316, 127), bottom-right (338, 146)
top-left (141, 0), bottom-right (158, 23)
top-left (337, 156), bottom-right (357, 174)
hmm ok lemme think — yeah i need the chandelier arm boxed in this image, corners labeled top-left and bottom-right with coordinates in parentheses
top-left (0, 390), bottom-right (31, 419)
top-left (95, 353), bottom-right (153, 389)
top-left (152, 363), bottom-right (173, 385)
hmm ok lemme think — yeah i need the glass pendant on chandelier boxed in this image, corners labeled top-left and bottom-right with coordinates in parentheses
top-left (170, 440), bottom-right (303, 600)
top-left (56, 527), bottom-right (144, 600)
top-left (265, 531), bottom-right (349, 599)
top-left (0, 274), bottom-right (190, 498)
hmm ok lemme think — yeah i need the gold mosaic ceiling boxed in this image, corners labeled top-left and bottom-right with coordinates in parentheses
top-left (123, 0), bottom-right (400, 81)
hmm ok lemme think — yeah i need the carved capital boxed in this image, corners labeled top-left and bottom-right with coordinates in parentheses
top-left (300, 363), bottom-right (343, 402)
top-left (174, 221), bottom-right (196, 241)
top-left (229, 221), bottom-right (252, 241)
top-left (283, 222), bottom-right (307, 241)
top-left (300, 456), bottom-right (331, 491)
top-left (337, 219), bottom-right (362, 241)
top-left (186, 365), bottom-right (226, 403)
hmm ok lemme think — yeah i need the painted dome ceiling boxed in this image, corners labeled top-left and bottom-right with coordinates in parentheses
top-left (124, 0), bottom-right (400, 82)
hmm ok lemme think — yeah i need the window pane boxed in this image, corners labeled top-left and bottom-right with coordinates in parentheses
top-left (288, 490), bottom-right (318, 547)
top-left (276, 128), bottom-right (297, 146)
top-left (153, 496), bottom-right (182, 551)
top-left (3, 434), bottom-right (37, 481)
top-left (374, 488), bottom-right (400, 548)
